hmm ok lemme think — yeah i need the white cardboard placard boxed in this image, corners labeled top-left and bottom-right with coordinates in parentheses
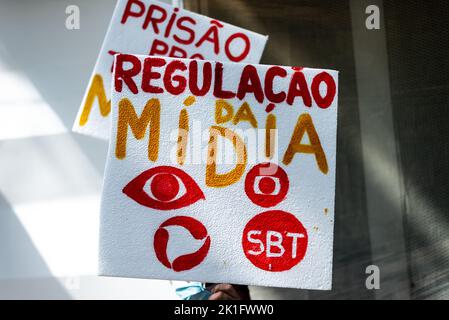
top-left (73, 0), bottom-right (268, 140)
top-left (100, 54), bottom-right (338, 290)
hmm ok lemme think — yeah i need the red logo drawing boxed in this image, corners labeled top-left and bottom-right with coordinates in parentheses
top-left (154, 216), bottom-right (211, 272)
top-left (123, 166), bottom-right (205, 210)
top-left (242, 210), bottom-right (308, 272)
top-left (245, 163), bottom-right (289, 208)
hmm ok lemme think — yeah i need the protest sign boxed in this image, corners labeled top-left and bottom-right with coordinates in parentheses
top-left (73, 0), bottom-right (268, 139)
top-left (100, 54), bottom-right (338, 289)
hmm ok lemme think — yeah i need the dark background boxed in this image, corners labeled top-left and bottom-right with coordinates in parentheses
top-left (185, 0), bottom-right (449, 299)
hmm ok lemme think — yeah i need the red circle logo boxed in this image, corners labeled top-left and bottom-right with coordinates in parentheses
top-left (245, 163), bottom-right (289, 208)
top-left (154, 216), bottom-right (210, 272)
top-left (242, 210), bottom-right (308, 272)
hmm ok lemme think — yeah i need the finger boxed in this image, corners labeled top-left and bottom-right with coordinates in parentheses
top-left (211, 284), bottom-right (240, 299)
top-left (209, 291), bottom-right (235, 300)
top-left (211, 284), bottom-right (234, 294)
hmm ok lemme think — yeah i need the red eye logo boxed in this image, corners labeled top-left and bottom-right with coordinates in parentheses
top-left (123, 166), bottom-right (205, 210)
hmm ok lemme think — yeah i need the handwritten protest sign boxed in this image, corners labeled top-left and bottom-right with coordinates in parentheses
top-left (73, 0), bottom-right (268, 140)
top-left (99, 54), bottom-right (338, 289)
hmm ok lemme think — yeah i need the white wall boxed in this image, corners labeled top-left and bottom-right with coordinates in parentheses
top-left (0, 0), bottom-right (178, 299)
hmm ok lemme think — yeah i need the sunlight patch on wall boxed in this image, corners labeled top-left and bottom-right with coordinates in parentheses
top-left (11, 194), bottom-right (100, 277)
top-left (0, 71), bottom-right (66, 140)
